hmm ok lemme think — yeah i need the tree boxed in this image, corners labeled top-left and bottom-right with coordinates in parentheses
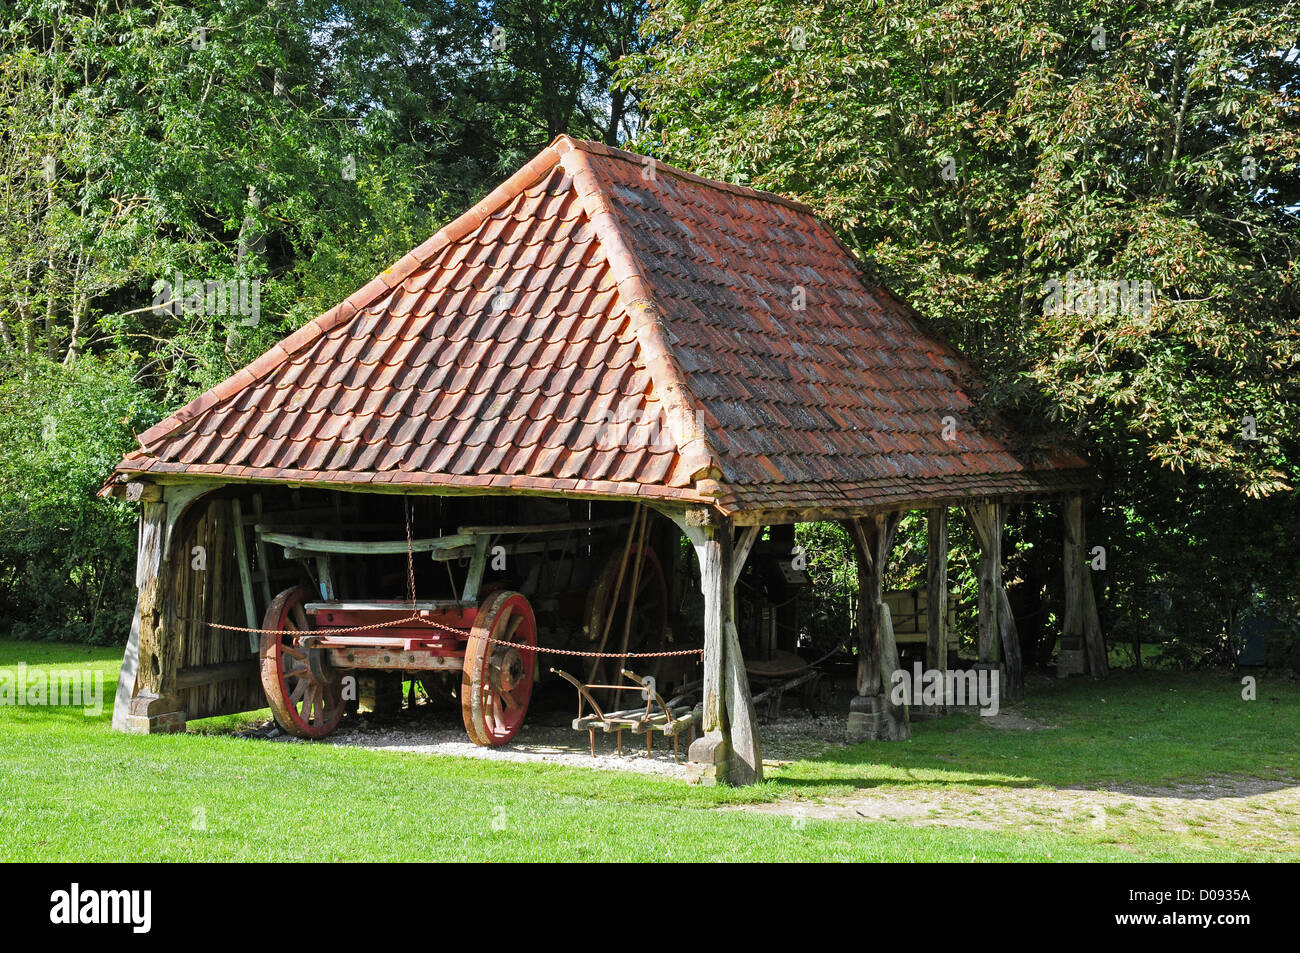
top-left (0, 0), bottom-right (653, 640)
top-left (625, 0), bottom-right (1300, 662)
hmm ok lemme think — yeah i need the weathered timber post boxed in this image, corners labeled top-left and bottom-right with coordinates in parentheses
top-left (926, 507), bottom-right (949, 673)
top-left (120, 489), bottom-right (185, 732)
top-left (679, 508), bottom-right (763, 785)
top-left (1060, 495), bottom-right (1108, 678)
top-left (113, 487), bottom-right (167, 731)
top-left (964, 500), bottom-right (1023, 702)
top-left (112, 481), bottom-right (219, 733)
top-left (845, 512), bottom-right (908, 741)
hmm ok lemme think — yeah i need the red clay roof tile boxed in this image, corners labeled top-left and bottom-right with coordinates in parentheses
top-left (110, 135), bottom-right (1088, 512)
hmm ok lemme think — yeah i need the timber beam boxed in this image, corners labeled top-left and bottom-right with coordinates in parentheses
top-left (1060, 495), bottom-right (1108, 678)
top-left (661, 510), bottom-right (764, 785)
top-left (845, 512), bottom-right (909, 742)
top-left (963, 500), bottom-right (1024, 702)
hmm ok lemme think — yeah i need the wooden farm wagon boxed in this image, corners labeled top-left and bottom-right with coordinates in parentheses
top-left (104, 136), bottom-right (1104, 786)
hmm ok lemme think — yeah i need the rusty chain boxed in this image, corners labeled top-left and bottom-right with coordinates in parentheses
top-left (210, 613), bottom-right (701, 657)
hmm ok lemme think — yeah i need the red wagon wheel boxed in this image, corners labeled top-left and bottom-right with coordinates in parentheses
top-left (582, 543), bottom-right (668, 703)
top-left (260, 585), bottom-right (345, 739)
top-left (461, 591), bottom-right (536, 747)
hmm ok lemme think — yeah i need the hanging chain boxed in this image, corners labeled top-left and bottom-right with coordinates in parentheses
top-left (404, 494), bottom-right (417, 608)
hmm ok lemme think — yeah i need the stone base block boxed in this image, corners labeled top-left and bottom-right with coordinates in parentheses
top-left (846, 694), bottom-right (910, 741)
top-left (909, 703), bottom-right (949, 722)
top-left (846, 693), bottom-right (883, 742)
top-left (685, 733), bottom-right (729, 786)
top-left (1057, 638), bottom-right (1087, 678)
top-left (359, 673), bottom-right (404, 715)
top-left (123, 694), bottom-right (186, 734)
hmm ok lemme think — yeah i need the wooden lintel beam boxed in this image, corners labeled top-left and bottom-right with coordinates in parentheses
top-left (174, 660), bottom-right (259, 690)
top-left (125, 481), bottom-right (163, 503)
top-left (684, 506), bottom-right (723, 527)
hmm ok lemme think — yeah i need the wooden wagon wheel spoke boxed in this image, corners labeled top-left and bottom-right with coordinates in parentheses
top-left (259, 585), bottom-right (345, 740)
top-left (461, 591), bottom-right (535, 747)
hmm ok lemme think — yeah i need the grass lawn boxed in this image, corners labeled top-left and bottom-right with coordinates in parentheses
top-left (1, 639), bottom-right (1296, 861)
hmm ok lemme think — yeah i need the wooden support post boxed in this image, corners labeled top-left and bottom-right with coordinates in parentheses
top-left (845, 512), bottom-right (908, 741)
top-left (681, 515), bottom-right (763, 785)
top-left (926, 507), bottom-right (949, 673)
top-left (113, 482), bottom-right (222, 734)
top-left (113, 499), bottom-right (159, 732)
top-left (1062, 495), bottom-right (1108, 677)
top-left (996, 585), bottom-right (1024, 702)
top-left (687, 519), bottom-right (728, 783)
top-left (723, 617), bottom-right (762, 784)
top-left (252, 492), bottom-right (273, 605)
top-left (1060, 496), bottom-right (1088, 677)
top-left (230, 497), bottom-right (260, 652)
top-left (1083, 564), bottom-right (1108, 677)
top-left (969, 503), bottom-right (1001, 665)
top-left (119, 498), bottom-right (186, 733)
top-left (964, 501), bottom-right (1023, 702)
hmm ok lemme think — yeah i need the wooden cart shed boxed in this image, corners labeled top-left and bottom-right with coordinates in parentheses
top-left (103, 135), bottom-right (1103, 786)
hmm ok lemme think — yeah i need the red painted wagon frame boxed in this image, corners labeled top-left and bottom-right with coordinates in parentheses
top-left (252, 517), bottom-right (658, 746)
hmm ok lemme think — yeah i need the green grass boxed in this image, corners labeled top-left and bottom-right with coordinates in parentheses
top-left (1, 639), bottom-right (1296, 861)
top-left (776, 670), bottom-right (1299, 791)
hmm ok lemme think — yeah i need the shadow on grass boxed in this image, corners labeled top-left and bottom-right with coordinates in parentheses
top-left (764, 669), bottom-right (1300, 796)
top-left (6, 638), bottom-right (1297, 801)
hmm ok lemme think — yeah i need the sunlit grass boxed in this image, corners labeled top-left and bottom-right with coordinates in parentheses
top-left (1, 640), bottom-right (1295, 861)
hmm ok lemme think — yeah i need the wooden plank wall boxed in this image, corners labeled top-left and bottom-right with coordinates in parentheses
top-left (171, 498), bottom-right (267, 719)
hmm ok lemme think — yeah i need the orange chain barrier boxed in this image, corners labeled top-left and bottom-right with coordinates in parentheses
top-left (222, 495), bottom-right (700, 658)
top-left (209, 616), bottom-right (703, 659)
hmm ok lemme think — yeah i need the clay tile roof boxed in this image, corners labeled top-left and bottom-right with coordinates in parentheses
top-left (107, 136), bottom-right (1088, 514)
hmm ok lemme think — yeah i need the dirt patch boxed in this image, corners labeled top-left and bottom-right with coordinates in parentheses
top-left (729, 779), bottom-right (1300, 853)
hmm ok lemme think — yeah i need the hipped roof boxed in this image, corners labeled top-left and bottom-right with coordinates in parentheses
top-left (108, 135), bottom-right (1087, 517)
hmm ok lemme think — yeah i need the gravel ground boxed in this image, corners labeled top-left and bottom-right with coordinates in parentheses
top-left (235, 701), bottom-right (850, 778)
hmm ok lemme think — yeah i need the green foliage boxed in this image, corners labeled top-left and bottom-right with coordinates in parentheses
top-left (627, 0), bottom-right (1300, 665)
top-left (0, 1), bottom-right (646, 641)
top-left (628, 0), bottom-right (1299, 495)
top-left (0, 354), bottom-right (159, 641)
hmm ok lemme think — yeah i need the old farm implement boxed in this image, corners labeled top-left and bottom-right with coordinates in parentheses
top-left (550, 667), bottom-right (701, 762)
top-left (249, 507), bottom-right (691, 745)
